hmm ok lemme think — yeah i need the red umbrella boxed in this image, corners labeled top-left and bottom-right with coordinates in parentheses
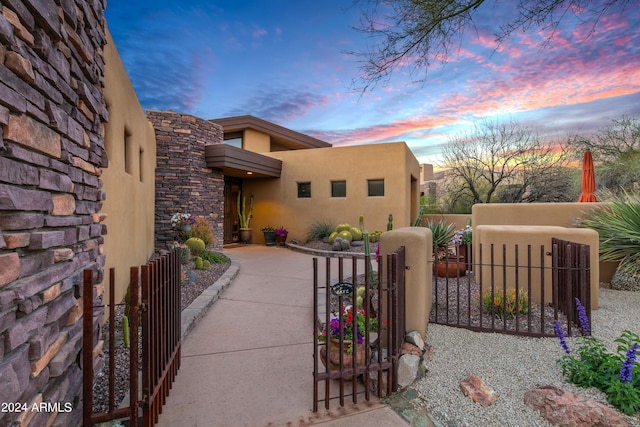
top-left (578, 150), bottom-right (597, 202)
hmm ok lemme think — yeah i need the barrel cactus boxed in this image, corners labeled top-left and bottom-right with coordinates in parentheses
top-left (349, 227), bottom-right (363, 241)
top-left (186, 237), bottom-right (205, 255)
top-left (332, 238), bottom-right (344, 251)
top-left (194, 256), bottom-right (204, 270)
top-left (338, 230), bottom-right (353, 242)
top-left (340, 238), bottom-right (350, 250)
top-left (202, 260), bottom-right (211, 270)
top-left (336, 223), bottom-right (351, 232)
top-left (328, 231), bottom-right (338, 244)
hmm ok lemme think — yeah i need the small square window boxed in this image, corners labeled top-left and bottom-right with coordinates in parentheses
top-left (298, 182), bottom-right (311, 198)
top-left (368, 179), bottom-right (384, 197)
top-left (331, 180), bottom-right (346, 197)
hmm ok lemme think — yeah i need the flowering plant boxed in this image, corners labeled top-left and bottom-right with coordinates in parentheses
top-left (317, 306), bottom-right (378, 352)
top-left (555, 298), bottom-right (640, 415)
top-left (275, 226), bottom-right (288, 236)
top-left (452, 225), bottom-right (472, 246)
top-left (261, 225), bottom-right (275, 232)
top-left (171, 212), bottom-right (196, 228)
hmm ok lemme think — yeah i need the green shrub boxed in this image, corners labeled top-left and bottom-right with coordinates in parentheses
top-left (555, 300), bottom-right (640, 416)
top-left (481, 288), bottom-right (529, 319)
top-left (194, 256), bottom-right (204, 270)
top-left (179, 247), bottom-right (190, 264)
top-left (199, 250), bottom-right (229, 264)
top-left (581, 191), bottom-right (640, 276)
top-left (183, 216), bottom-right (214, 246)
top-left (185, 237), bottom-right (206, 255)
top-left (305, 219), bottom-right (336, 241)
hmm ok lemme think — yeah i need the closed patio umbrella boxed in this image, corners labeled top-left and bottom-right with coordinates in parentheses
top-left (578, 150), bottom-right (597, 202)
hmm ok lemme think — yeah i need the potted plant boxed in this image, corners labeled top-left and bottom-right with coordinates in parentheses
top-left (426, 219), bottom-right (465, 277)
top-left (317, 306), bottom-right (378, 371)
top-left (274, 226), bottom-right (288, 246)
top-left (452, 221), bottom-right (473, 268)
top-left (171, 212), bottom-right (196, 232)
top-left (237, 191), bottom-right (254, 243)
top-left (262, 225), bottom-right (276, 246)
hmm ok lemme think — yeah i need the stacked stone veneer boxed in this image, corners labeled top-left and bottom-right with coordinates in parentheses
top-left (0, 2), bottom-right (107, 426)
top-left (147, 110), bottom-right (224, 251)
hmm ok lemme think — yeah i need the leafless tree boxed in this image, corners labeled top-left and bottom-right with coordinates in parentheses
top-left (351, 0), bottom-right (631, 91)
top-left (569, 115), bottom-right (640, 193)
top-left (439, 119), bottom-right (573, 210)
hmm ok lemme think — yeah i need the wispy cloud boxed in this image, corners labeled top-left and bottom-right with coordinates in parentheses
top-left (223, 88), bottom-right (330, 123)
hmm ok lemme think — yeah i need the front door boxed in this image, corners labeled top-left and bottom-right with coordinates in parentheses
top-left (224, 177), bottom-right (241, 244)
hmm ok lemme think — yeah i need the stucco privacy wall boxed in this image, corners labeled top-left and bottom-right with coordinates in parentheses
top-left (148, 110), bottom-right (224, 251)
top-left (244, 142), bottom-right (420, 242)
top-left (0, 2), bottom-right (108, 426)
top-left (471, 202), bottom-right (615, 282)
top-left (101, 29), bottom-right (157, 306)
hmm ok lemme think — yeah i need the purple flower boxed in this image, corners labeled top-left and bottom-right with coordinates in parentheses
top-left (620, 342), bottom-right (638, 383)
top-left (554, 320), bottom-right (571, 354)
top-left (575, 298), bottom-right (590, 336)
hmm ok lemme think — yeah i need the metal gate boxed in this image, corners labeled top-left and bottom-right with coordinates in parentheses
top-left (83, 248), bottom-right (182, 426)
top-left (312, 247), bottom-right (406, 411)
top-left (430, 240), bottom-right (590, 337)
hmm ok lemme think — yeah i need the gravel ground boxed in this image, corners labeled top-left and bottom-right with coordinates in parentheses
top-left (92, 257), bottom-right (230, 414)
top-left (413, 287), bottom-right (640, 427)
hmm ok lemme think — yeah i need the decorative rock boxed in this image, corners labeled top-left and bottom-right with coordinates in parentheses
top-left (406, 330), bottom-right (425, 351)
top-left (524, 385), bottom-right (629, 427)
top-left (611, 268), bottom-right (640, 292)
top-left (460, 375), bottom-right (497, 407)
top-left (397, 354), bottom-right (421, 388)
top-left (401, 342), bottom-right (423, 357)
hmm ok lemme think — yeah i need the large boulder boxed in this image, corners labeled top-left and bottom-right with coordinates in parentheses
top-left (524, 385), bottom-right (629, 427)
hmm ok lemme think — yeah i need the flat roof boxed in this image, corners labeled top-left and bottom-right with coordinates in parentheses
top-left (210, 115), bottom-right (331, 150)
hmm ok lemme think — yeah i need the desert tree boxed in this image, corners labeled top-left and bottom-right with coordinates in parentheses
top-left (439, 119), bottom-right (573, 210)
top-left (351, 0), bottom-right (632, 91)
top-left (568, 115), bottom-right (640, 194)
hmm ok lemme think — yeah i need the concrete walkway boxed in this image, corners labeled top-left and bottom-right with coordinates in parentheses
top-left (157, 245), bottom-right (408, 427)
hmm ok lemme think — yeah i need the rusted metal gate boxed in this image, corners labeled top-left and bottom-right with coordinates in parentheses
top-left (552, 238), bottom-right (591, 337)
top-left (83, 248), bottom-right (182, 426)
top-left (313, 246), bottom-right (406, 411)
top-left (430, 240), bottom-right (590, 337)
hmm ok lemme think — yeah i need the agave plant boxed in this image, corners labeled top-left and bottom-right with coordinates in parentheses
top-left (425, 219), bottom-right (456, 248)
top-left (581, 191), bottom-right (640, 276)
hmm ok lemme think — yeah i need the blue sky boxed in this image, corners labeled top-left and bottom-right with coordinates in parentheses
top-left (106, 1), bottom-right (640, 165)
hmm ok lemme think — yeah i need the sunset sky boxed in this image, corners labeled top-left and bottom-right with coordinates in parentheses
top-left (105, 1), bottom-right (640, 165)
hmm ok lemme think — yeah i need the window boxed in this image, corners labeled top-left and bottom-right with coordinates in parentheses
top-left (331, 180), bottom-right (346, 197)
top-left (368, 179), bottom-right (384, 197)
top-left (124, 127), bottom-right (133, 175)
top-left (297, 182), bottom-right (311, 198)
top-left (224, 131), bottom-right (243, 148)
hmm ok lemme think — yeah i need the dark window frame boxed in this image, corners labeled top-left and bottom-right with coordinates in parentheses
top-left (368, 179), bottom-right (384, 197)
top-left (297, 182), bottom-right (311, 198)
top-left (331, 180), bottom-right (346, 197)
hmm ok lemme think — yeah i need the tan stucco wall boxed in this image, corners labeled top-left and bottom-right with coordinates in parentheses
top-left (472, 202), bottom-right (606, 228)
top-left (424, 214), bottom-right (470, 230)
top-left (244, 128), bottom-right (270, 153)
top-left (472, 202), bottom-right (612, 282)
top-left (101, 29), bottom-right (157, 304)
top-left (380, 227), bottom-right (433, 339)
top-left (242, 142), bottom-right (420, 242)
top-left (475, 225), bottom-right (599, 309)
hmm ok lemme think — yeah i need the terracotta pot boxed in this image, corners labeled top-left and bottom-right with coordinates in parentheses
top-left (319, 339), bottom-right (366, 372)
top-left (434, 259), bottom-right (467, 278)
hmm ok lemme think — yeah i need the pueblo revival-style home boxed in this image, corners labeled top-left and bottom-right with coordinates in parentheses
top-left (100, 29), bottom-right (422, 306)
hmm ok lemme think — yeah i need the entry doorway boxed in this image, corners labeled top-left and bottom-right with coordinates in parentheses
top-left (224, 177), bottom-right (241, 244)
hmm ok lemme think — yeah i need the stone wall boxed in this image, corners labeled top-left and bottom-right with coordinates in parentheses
top-left (0, 1), bottom-right (107, 426)
top-left (148, 110), bottom-right (224, 250)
